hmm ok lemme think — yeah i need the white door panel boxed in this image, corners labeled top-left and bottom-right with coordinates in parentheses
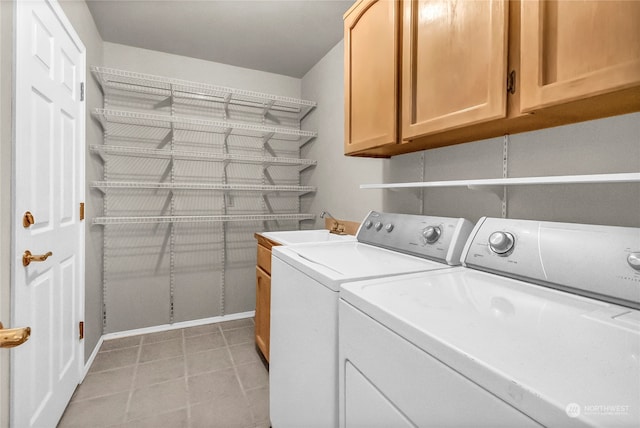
top-left (12, 0), bottom-right (85, 426)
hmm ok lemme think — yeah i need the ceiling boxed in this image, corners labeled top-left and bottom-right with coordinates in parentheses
top-left (86, 0), bottom-right (354, 78)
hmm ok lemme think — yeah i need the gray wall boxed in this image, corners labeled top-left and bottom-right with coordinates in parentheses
top-left (306, 40), bottom-right (640, 229)
top-left (103, 42), bottom-right (301, 97)
top-left (60, 12), bottom-right (305, 339)
top-left (99, 43), bottom-right (305, 332)
top-left (300, 40), bottom-right (385, 226)
top-left (0, 1), bottom-right (13, 424)
top-left (59, 0), bottom-right (105, 363)
top-left (387, 114), bottom-right (640, 227)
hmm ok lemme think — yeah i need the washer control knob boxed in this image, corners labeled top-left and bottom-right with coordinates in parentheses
top-left (374, 221), bottom-right (383, 231)
top-left (422, 226), bottom-right (441, 244)
top-left (385, 223), bottom-right (394, 232)
top-left (489, 231), bottom-right (515, 255)
top-left (628, 252), bottom-right (640, 271)
top-left (364, 220), bottom-right (373, 229)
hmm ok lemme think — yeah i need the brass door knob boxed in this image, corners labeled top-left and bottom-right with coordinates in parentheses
top-left (23, 211), bottom-right (35, 228)
top-left (22, 250), bottom-right (53, 267)
top-left (0, 322), bottom-right (31, 348)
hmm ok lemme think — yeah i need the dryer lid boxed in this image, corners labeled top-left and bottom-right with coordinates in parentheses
top-left (340, 268), bottom-right (640, 427)
top-left (273, 241), bottom-right (449, 291)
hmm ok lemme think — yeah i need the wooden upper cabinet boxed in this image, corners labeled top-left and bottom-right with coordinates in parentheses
top-left (402, 0), bottom-right (509, 140)
top-left (344, 0), bottom-right (640, 157)
top-left (344, 0), bottom-right (400, 155)
top-left (520, 0), bottom-right (640, 112)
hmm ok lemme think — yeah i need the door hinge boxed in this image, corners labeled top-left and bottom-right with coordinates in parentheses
top-left (80, 82), bottom-right (85, 101)
top-left (80, 202), bottom-right (85, 221)
top-left (79, 321), bottom-right (84, 340)
top-left (506, 70), bottom-right (516, 95)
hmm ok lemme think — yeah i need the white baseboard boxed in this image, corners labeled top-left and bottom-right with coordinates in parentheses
top-left (82, 335), bottom-right (104, 380)
top-left (82, 311), bottom-right (255, 379)
top-left (101, 311), bottom-right (256, 341)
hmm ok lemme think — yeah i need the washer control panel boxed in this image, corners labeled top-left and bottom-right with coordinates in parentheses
top-left (422, 226), bottom-right (441, 244)
top-left (356, 211), bottom-right (474, 265)
top-left (627, 253), bottom-right (640, 271)
top-left (488, 231), bottom-right (515, 255)
top-left (463, 217), bottom-right (640, 309)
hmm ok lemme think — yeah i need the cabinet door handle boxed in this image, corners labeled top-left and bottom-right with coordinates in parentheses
top-left (507, 70), bottom-right (516, 94)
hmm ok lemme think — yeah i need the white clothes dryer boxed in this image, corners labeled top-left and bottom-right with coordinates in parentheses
top-left (339, 217), bottom-right (640, 428)
top-left (269, 211), bottom-right (474, 428)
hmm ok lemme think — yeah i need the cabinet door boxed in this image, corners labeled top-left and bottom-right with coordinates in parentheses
top-left (255, 267), bottom-right (271, 361)
top-left (344, 0), bottom-right (400, 154)
top-left (401, 0), bottom-right (508, 140)
top-left (520, 0), bottom-right (640, 112)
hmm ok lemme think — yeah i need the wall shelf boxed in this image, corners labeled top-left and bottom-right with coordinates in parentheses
top-left (91, 181), bottom-right (316, 195)
top-left (361, 172), bottom-right (640, 200)
top-left (94, 65), bottom-right (317, 330)
top-left (93, 213), bottom-right (315, 226)
top-left (90, 145), bottom-right (316, 171)
top-left (92, 66), bottom-right (316, 120)
top-left (93, 109), bottom-right (317, 145)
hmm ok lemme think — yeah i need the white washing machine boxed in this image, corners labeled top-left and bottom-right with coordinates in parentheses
top-left (339, 217), bottom-right (640, 428)
top-left (269, 211), bottom-right (474, 428)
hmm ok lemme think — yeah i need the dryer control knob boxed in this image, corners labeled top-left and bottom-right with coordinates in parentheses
top-left (364, 220), bottom-right (373, 229)
top-left (385, 223), bottom-right (394, 232)
top-left (489, 231), bottom-right (515, 255)
top-left (422, 226), bottom-right (441, 244)
top-left (628, 252), bottom-right (640, 271)
top-left (374, 221), bottom-right (383, 231)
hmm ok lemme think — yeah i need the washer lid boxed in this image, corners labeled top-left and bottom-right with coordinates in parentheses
top-left (260, 229), bottom-right (356, 246)
top-left (273, 241), bottom-right (449, 291)
top-left (341, 269), bottom-right (640, 428)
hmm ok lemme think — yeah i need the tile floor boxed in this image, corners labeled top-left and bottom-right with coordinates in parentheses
top-left (58, 318), bottom-right (269, 428)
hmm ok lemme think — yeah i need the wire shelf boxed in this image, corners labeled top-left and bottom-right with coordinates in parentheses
top-left (91, 181), bottom-right (316, 195)
top-left (93, 109), bottom-right (317, 145)
top-left (360, 172), bottom-right (640, 201)
top-left (93, 213), bottom-right (316, 225)
top-left (92, 66), bottom-right (317, 120)
top-left (360, 172), bottom-right (640, 189)
top-left (89, 144), bottom-right (316, 171)
top-left (94, 65), bottom-right (317, 330)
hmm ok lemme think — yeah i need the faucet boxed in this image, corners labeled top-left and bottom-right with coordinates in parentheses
top-left (320, 211), bottom-right (346, 235)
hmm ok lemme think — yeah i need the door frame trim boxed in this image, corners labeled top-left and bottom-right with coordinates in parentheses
top-left (0, 2), bottom-right (14, 427)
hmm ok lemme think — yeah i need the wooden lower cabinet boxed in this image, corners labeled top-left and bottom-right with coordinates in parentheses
top-left (254, 234), bottom-right (279, 362)
top-left (255, 266), bottom-right (271, 361)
